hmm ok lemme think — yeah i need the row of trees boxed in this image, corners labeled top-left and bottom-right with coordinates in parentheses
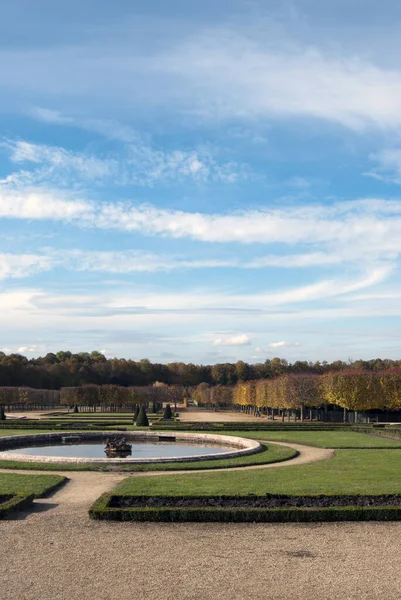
top-left (0, 383), bottom-right (185, 411)
top-left (0, 387), bottom-right (60, 408)
top-left (191, 370), bottom-right (401, 414)
top-left (2, 370), bottom-right (401, 416)
top-left (0, 350), bottom-right (400, 389)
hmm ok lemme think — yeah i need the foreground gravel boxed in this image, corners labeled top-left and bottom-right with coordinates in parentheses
top-left (2, 509), bottom-right (401, 600)
top-left (1, 468), bottom-right (401, 600)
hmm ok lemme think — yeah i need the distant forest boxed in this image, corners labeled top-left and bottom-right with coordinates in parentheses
top-left (0, 350), bottom-right (399, 389)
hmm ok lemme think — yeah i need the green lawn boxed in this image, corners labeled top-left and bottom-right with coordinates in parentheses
top-left (222, 430), bottom-right (401, 448)
top-left (115, 449), bottom-right (401, 496)
top-left (0, 472), bottom-right (66, 497)
top-left (0, 429), bottom-right (55, 437)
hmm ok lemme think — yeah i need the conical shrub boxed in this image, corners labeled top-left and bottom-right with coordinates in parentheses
top-left (73, 404), bottom-right (79, 413)
top-left (163, 404), bottom-right (173, 420)
top-left (136, 406), bottom-right (149, 427)
top-left (0, 406), bottom-right (5, 421)
top-left (133, 405), bottom-right (140, 422)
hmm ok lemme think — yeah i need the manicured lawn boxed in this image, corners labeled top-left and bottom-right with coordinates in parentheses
top-left (223, 430), bottom-right (401, 448)
top-left (0, 443), bottom-right (296, 471)
top-left (0, 472), bottom-right (66, 497)
top-left (115, 449), bottom-right (401, 496)
top-left (0, 429), bottom-right (54, 437)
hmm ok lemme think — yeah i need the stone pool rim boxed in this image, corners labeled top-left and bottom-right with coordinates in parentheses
top-left (0, 431), bottom-right (262, 464)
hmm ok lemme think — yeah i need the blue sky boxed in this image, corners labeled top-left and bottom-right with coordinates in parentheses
top-left (1, 0), bottom-right (401, 363)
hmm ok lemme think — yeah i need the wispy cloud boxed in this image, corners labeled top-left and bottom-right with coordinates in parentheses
top-left (3, 23), bottom-right (401, 131)
top-left (5, 140), bottom-right (116, 182)
top-left (212, 334), bottom-right (251, 346)
top-left (32, 108), bottom-right (141, 143)
top-left (366, 148), bottom-right (401, 184)
top-left (0, 253), bottom-right (52, 279)
top-left (0, 187), bottom-right (90, 220)
top-left (269, 341), bottom-right (300, 348)
top-left (155, 30), bottom-right (401, 130)
top-left (2, 185), bottom-right (401, 268)
top-left (1, 137), bottom-right (246, 188)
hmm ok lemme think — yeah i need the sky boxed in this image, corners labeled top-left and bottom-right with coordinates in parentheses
top-left (1, 0), bottom-right (401, 364)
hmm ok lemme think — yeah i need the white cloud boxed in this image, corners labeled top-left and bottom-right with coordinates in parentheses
top-left (0, 188), bottom-right (91, 220)
top-left (4, 140), bottom-right (117, 182)
top-left (32, 108), bottom-right (140, 143)
top-left (3, 191), bottom-right (401, 269)
top-left (157, 31), bottom-right (401, 130)
top-left (212, 334), bottom-right (251, 346)
top-left (60, 250), bottom-right (237, 273)
top-left (3, 23), bottom-right (401, 131)
top-left (0, 250), bottom-right (238, 279)
top-left (0, 253), bottom-right (53, 279)
top-left (2, 137), bottom-right (245, 187)
top-left (269, 341), bottom-right (300, 348)
top-left (366, 149), bottom-right (401, 184)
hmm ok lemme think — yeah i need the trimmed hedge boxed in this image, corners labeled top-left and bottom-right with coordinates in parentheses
top-left (358, 427), bottom-right (401, 441)
top-left (0, 420), bottom-right (130, 430)
top-left (150, 422), bottom-right (364, 432)
top-left (89, 493), bottom-right (401, 522)
top-left (136, 406), bottom-right (149, 427)
top-left (163, 404), bottom-right (173, 420)
top-left (0, 493), bottom-right (34, 518)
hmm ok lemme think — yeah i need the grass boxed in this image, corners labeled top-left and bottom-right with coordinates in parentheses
top-left (0, 443), bottom-right (296, 471)
top-left (0, 472), bottom-right (66, 497)
top-left (222, 430), bottom-right (401, 448)
top-left (0, 429), bottom-right (56, 437)
top-left (114, 449), bottom-right (401, 496)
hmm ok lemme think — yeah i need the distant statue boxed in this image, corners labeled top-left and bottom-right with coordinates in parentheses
top-left (104, 436), bottom-right (132, 457)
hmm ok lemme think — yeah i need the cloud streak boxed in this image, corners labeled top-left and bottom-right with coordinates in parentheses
top-left (212, 334), bottom-right (251, 347)
top-left (2, 137), bottom-right (246, 188)
top-left (3, 24), bottom-right (401, 130)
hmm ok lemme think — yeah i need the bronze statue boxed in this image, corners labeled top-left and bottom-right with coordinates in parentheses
top-left (104, 436), bottom-right (132, 457)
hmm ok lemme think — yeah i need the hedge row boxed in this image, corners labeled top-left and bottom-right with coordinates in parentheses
top-left (89, 493), bottom-right (401, 522)
top-left (0, 420), bottom-right (130, 430)
top-left (150, 422), bottom-right (359, 432)
top-left (0, 493), bottom-right (34, 518)
top-left (357, 427), bottom-right (401, 441)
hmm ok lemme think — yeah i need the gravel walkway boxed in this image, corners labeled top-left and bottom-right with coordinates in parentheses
top-left (2, 440), bottom-right (397, 600)
top-left (2, 507), bottom-right (401, 599)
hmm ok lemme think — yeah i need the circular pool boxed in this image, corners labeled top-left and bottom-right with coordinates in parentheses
top-left (0, 432), bottom-right (261, 464)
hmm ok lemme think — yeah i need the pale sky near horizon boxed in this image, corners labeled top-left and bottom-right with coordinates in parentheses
top-left (1, 0), bottom-right (401, 364)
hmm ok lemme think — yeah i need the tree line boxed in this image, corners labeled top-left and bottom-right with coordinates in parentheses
top-left (0, 350), bottom-right (400, 389)
top-left (193, 370), bottom-right (401, 416)
top-left (1, 370), bottom-right (401, 418)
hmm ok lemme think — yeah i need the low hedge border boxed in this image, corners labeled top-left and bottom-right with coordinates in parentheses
top-left (89, 493), bottom-right (401, 522)
top-left (358, 427), bottom-right (401, 441)
top-left (0, 493), bottom-right (34, 518)
top-left (150, 422), bottom-right (364, 432)
top-left (0, 421), bottom-right (130, 430)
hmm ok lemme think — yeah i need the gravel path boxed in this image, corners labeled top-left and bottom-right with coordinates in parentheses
top-left (2, 441), bottom-right (397, 600)
top-left (2, 507), bottom-right (401, 599)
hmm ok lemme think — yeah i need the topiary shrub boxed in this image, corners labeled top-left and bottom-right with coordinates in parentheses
top-left (136, 406), bottom-right (149, 427)
top-left (133, 405), bottom-right (140, 422)
top-left (0, 407), bottom-right (5, 421)
top-left (163, 404), bottom-right (173, 420)
top-left (73, 404), bottom-right (79, 413)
